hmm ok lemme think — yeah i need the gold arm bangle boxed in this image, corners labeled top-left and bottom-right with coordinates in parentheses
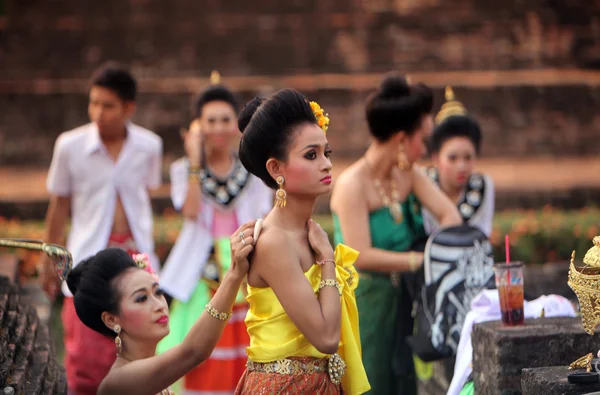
top-left (318, 279), bottom-right (342, 296)
top-left (409, 252), bottom-right (417, 272)
top-left (205, 303), bottom-right (232, 321)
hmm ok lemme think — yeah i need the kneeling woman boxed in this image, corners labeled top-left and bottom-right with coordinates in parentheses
top-left (234, 90), bottom-right (370, 394)
top-left (66, 220), bottom-right (257, 395)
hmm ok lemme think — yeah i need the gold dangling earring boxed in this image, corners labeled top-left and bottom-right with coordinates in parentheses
top-left (274, 176), bottom-right (287, 208)
top-left (114, 324), bottom-right (122, 356)
top-left (397, 146), bottom-right (411, 171)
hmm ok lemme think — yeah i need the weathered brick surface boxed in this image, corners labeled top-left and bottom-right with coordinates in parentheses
top-left (521, 366), bottom-right (600, 395)
top-left (0, 1), bottom-right (600, 165)
top-left (1, 85), bottom-right (599, 166)
top-left (1, 0), bottom-right (600, 78)
top-left (472, 317), bottom-right (600, 395)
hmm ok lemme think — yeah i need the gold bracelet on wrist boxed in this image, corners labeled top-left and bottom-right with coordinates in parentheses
top-left (409, 252), bottom-right (417, 272)
top-left (189, 173), bottom-right (201, 183)
top-left (205, 303), bottom-right (232, 321)
top-left (318, 279), bottom-right (342, 296)
top-left (188, 166), bottom-right (201, 183)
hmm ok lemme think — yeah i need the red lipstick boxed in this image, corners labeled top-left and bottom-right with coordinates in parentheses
top-left (156, 315), bottom-right (169, 324)
top-left (320, 175), bottom-right (332, 185)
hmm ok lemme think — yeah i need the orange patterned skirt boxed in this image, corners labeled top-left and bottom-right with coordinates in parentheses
top-left (235, 357), bottom-right (343, 394)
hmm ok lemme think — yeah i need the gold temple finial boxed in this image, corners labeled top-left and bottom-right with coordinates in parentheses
top-left (567, 235), bottom-right (600, 335)
top-left (569, 353), bottom-right (594, 372)
top-left (210, 70), bottom-right (221, 85)
top-left (435, 85), bottom-right (468, 125)
top-left (445, 86), bottom-right (455, 101)
top-left (583, 236), bottom-right (600, 268)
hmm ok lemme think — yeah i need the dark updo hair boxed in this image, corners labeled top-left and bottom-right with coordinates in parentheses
top-left (193, 85), bottom-right (239, 118)
top-left (365, 73), bottom-right (433, 142)
top-left (238, 89), bottom-right (317, 189)
top-left (66, 248), bottom-right (138, 337)
top-left (90, 61), bottom-right (137, 102)
top-left (430, 115), bottom-right (482, 155)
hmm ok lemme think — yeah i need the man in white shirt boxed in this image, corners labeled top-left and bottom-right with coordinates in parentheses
top-left (38, 62), bottom-right (163, 395)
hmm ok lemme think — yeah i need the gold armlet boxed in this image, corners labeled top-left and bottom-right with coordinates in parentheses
top-left (205, 303), bottom-right (232, 321)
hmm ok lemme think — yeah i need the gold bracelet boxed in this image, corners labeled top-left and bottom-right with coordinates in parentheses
top-left (409, 252), bottom-right (418, 272)
top-left (205, 303), bottom-right (232, 321)
top-left (189, 173), bottom-right (201, 183)
top-left (318, 279), bottom-right (342, 296)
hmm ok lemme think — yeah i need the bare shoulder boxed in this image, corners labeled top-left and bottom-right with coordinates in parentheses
top-left (253, 225), bottom-right (291, 260)
top-left (334, 162), bottom-right (367, 196)
top-left (248, 224), bottom-right (296, 286)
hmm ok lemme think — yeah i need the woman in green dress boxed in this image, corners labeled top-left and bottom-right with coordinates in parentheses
top-left (330, 74), bottom-right (461, 395)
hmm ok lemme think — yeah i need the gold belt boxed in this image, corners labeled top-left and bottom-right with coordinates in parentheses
top-left (246, 354), bottom-right (347, 385)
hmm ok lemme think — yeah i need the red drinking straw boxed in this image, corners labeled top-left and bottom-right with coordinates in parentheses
top-left (505, 234), bottom-right (510, 264)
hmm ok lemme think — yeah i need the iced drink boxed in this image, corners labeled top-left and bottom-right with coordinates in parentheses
top-left (494, 262), bottom-right (524, 326)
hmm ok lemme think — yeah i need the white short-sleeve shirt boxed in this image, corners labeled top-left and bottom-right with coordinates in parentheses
top-left (47, 122), bottom-right (163, 296)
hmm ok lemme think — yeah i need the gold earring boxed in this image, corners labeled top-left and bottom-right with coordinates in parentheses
top-left (114, 324), bottom-right (122, 356)
top-left (274, 176), bottom-right (287, 208)
top-left (397, 146), bottom-right (411, 171)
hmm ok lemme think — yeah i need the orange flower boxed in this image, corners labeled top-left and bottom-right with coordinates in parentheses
top-left (309, 100), bottom-right (330, 133)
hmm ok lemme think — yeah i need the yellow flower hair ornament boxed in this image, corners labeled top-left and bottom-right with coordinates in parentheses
top-left (310, 101), bottom-right (330, 134)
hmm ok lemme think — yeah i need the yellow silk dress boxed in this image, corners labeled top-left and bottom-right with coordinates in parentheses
top-left (235, 244), bottom-right (371, 395)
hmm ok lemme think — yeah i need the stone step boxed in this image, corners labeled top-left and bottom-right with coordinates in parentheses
top-left (521, 366), bottom-right (600, 395)
top-left (2, 69), bottom-right (600, 94)
top-left (1, 158), bottom-right (599, 219)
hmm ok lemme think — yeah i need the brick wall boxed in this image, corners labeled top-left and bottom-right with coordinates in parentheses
top-left (2, 0), bottom-right (600, 78)
top-left (1, 0), bottom-right (600, 165)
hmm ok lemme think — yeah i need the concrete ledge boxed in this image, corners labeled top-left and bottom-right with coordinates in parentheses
top-left (522, 366), bottom-right (600, 395)
top-left (473, 317), bottom-right (600, 394)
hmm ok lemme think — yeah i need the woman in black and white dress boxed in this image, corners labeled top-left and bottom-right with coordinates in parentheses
top-left (422, 87), bottom-right (495, 237)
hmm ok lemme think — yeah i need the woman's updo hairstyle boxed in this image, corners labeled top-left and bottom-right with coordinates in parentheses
top-left (365, 73), bottom-right (433, 142)
top-left (193, 85), bottom-right (239, 118)
top-left (66, 248), bottom-right (138, 337)
top-left (429, 115), bottom-right (482, 155)
top-left (238, 89), bottom-right (317, 189)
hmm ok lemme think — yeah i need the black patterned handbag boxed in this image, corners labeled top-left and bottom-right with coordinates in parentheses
top-left (406, 225), bottom-right (495, 361)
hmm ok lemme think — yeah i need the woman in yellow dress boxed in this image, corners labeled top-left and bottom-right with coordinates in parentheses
top-left (234, 89), bottom-right (370, 394)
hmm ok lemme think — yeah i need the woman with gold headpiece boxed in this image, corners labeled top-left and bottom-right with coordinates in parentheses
top-left (422, 86), bottom-right (495, 237)
top-left (157, 71), bottom-right (272, 394)
top-left (330, 73), bottom-right (461, 395)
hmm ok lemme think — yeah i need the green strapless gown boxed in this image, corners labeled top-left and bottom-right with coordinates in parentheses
top-left (333, 194), bottom-right (425, 395)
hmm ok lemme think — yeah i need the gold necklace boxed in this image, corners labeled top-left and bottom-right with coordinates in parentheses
top-left (364, 157), bottom-right (404, 224)
top-left (373, 178), bottom-right (403, 223)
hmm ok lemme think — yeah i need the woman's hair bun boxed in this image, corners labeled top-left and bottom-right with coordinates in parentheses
top-left (238, 97), bottom-right (265, 133)
top-left (379, 74), bottom-right (410, 98)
